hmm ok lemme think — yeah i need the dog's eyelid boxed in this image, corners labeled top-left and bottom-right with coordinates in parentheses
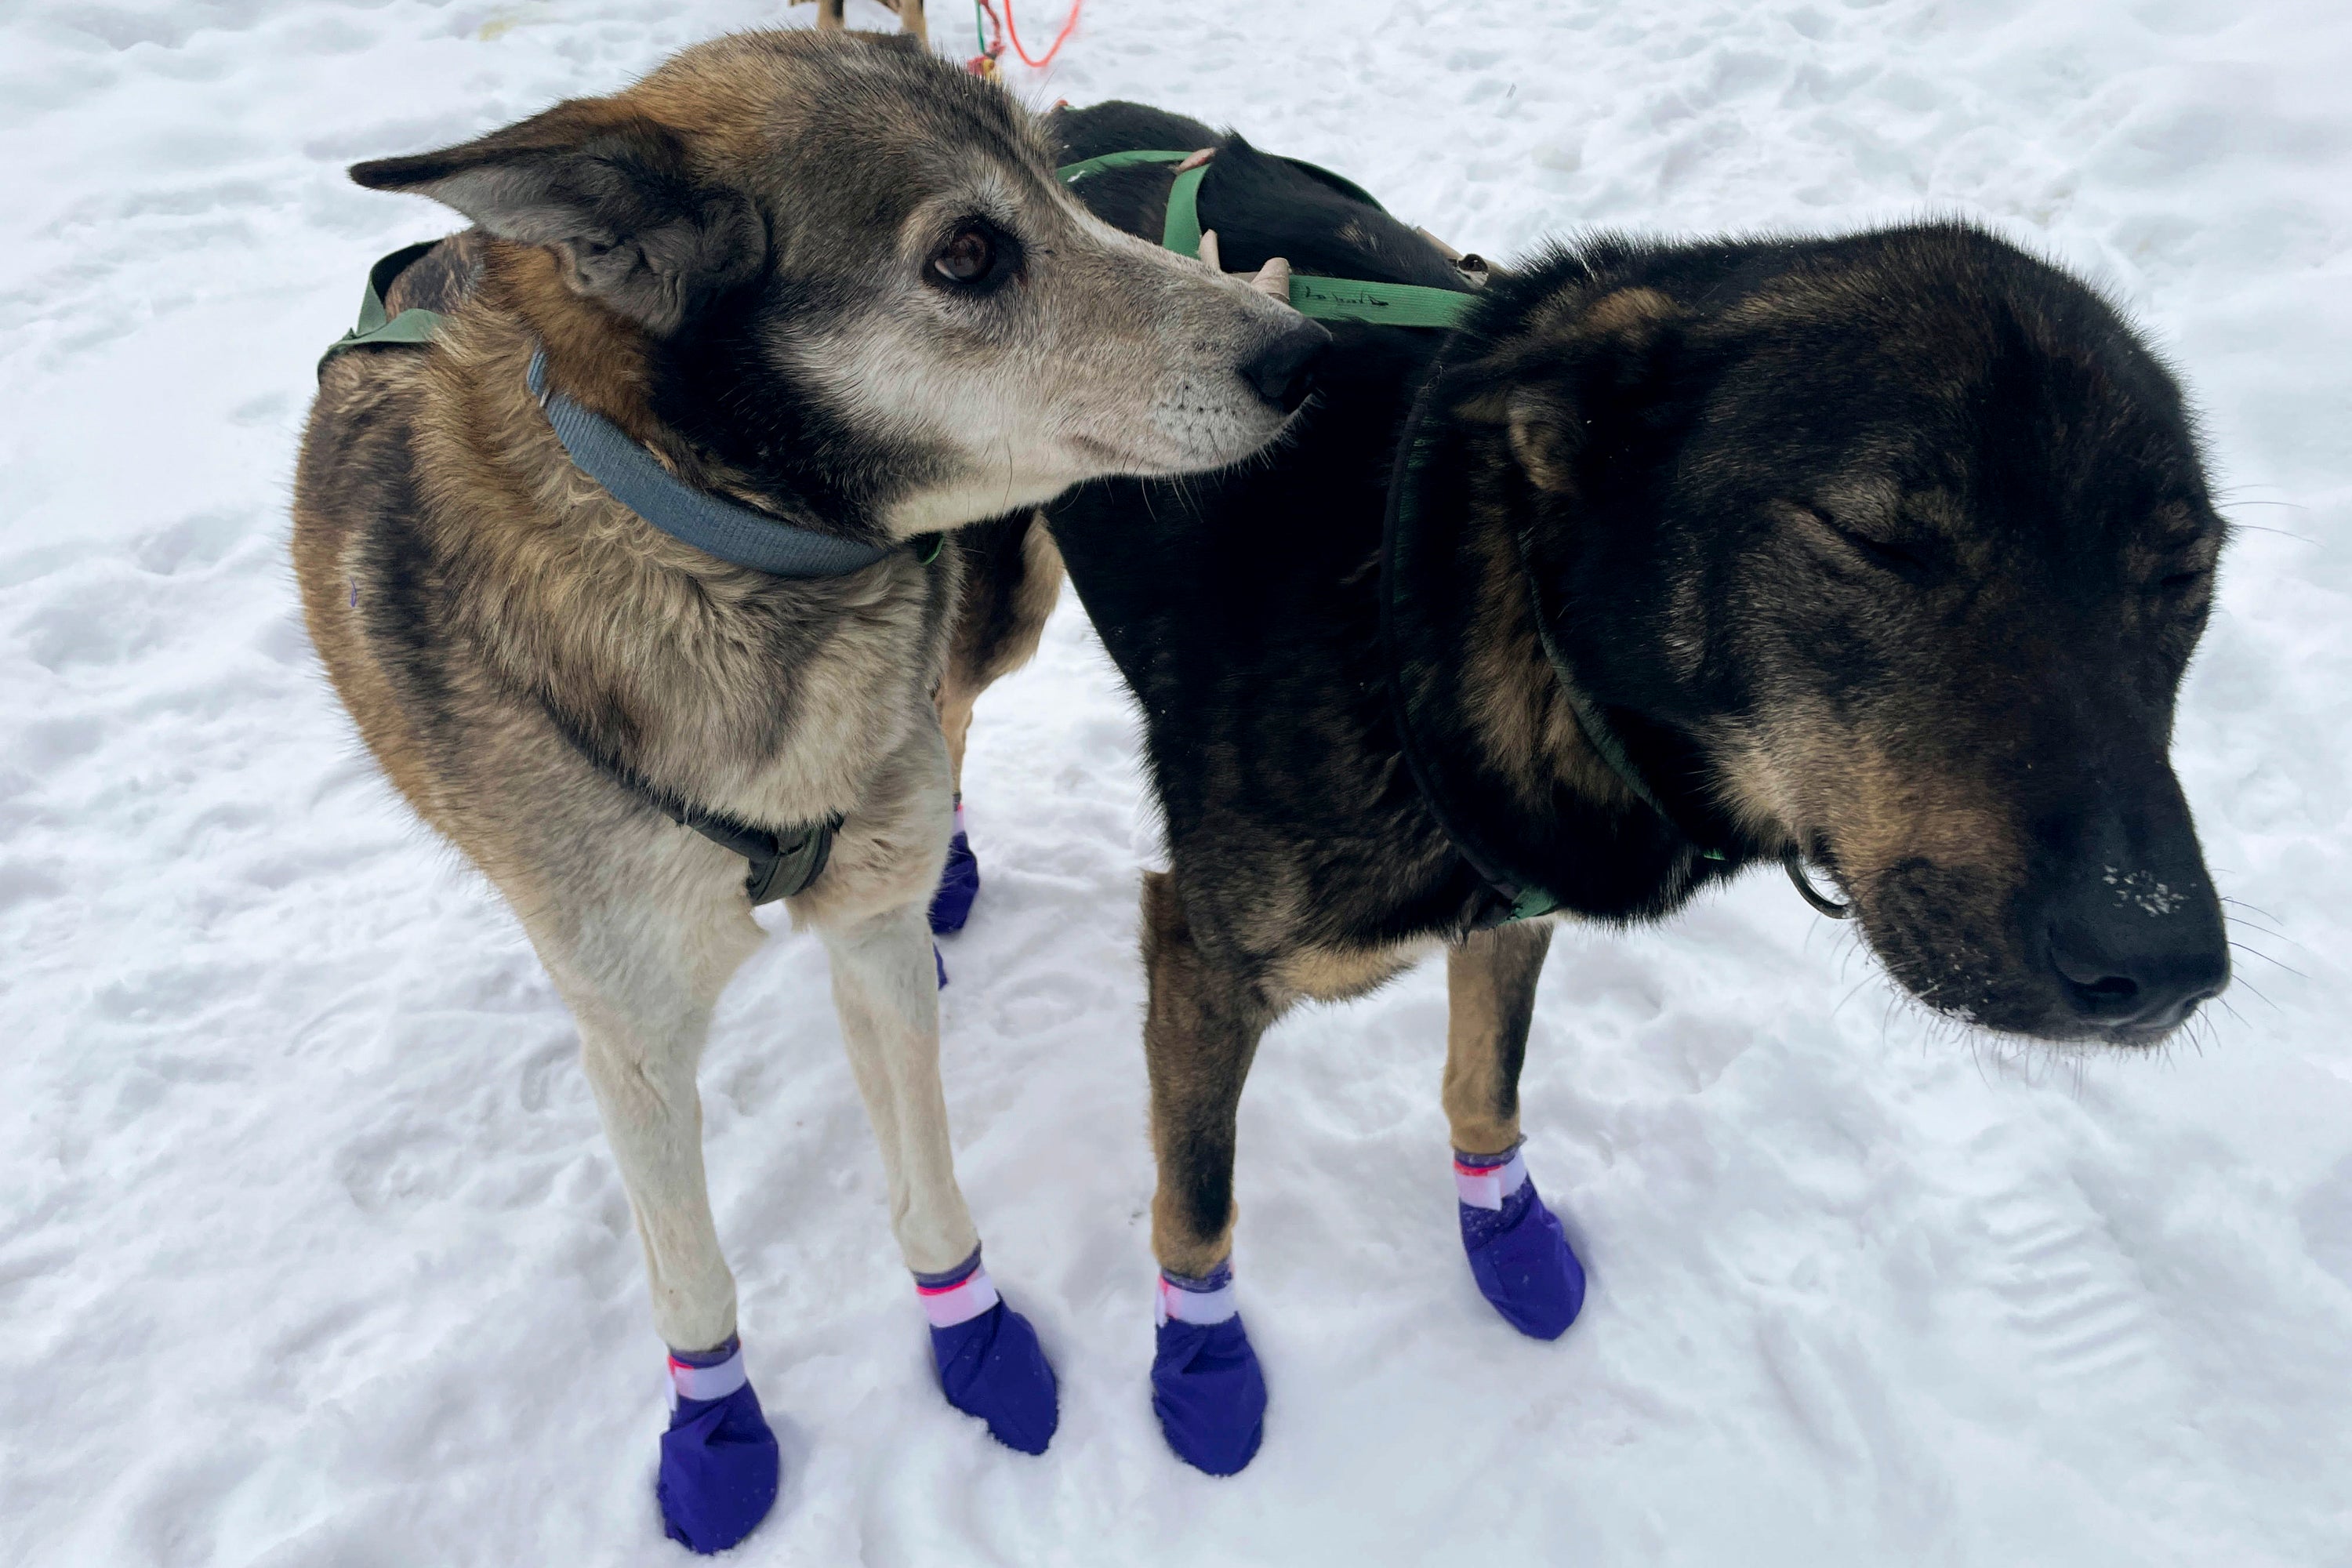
top-left (1789, 503), bottom-right (1938, 577)
top-left (1790, 501), bottom-right (1912, 552)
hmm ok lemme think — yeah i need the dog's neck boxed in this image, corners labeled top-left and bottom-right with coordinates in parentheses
top-left (1384, 394), bottom-right (1745, 925)
top-left (524, 347), bottom-right (895, 578)
top-left (478, 246), bottom-right (923, 552)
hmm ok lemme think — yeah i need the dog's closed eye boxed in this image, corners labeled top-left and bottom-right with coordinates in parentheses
top-left (1784, 503), bottom-right (1937, 583)
top-left (1828, 522), bottom-right (1931, 577)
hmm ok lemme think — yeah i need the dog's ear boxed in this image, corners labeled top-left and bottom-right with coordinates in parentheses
top-left (350, 102), bottom-right (764, 336)
top-left (1460, 286), bottom-right (1679, 495)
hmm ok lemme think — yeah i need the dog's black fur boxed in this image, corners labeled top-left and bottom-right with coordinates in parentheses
top-left (1050, 100), bottom-right (2229, 1040)
top-left (1038, 103), bottom-right (2231, 1279)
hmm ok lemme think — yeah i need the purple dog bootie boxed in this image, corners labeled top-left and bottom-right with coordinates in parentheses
top-left (1149, 1263), bottom-right (1265, 1476)
top-left (655, 1336), bottom-right (780, 1555)
top-left (918, 1249), bottom-right (1058, 1454)
top-left (1457, 1145), bottom-right (1585, 1341)
top-left (928, 795), bottom-right (981, 935)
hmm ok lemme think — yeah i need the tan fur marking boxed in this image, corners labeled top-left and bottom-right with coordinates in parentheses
top-left (1443, 922), bottom-right (1554, 1157)
top-left (1265, 938), bottom-right (1427, 1006)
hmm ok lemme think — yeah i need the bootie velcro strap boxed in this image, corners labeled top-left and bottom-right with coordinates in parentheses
top-left (666, 1339), bottom-right (750, 1407)
top-left (1156, 1263), bottom-right (1240, 1327)
top-left (915, 1250), bottom-right (1003, 1328)
top-left (1453, 1145), bottom-right (1530, 1210)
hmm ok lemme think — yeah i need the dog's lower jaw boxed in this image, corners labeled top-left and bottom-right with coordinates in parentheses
top-left (880, 465), bottom-right (1086, 539)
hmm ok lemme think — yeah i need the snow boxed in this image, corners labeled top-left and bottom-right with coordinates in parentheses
top-left (3, 0), bottom-right (2349, 1562)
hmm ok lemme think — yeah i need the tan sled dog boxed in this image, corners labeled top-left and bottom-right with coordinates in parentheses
top-left (291, 29), bottom-right (1322, 1549)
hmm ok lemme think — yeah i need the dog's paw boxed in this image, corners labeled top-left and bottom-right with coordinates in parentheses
top-left (920, 1254), bottom-right (1057, 1454)
top-left (1150, 1265), bottom-right (1265, 1475)
top-left (927, 802), bottom-right (980, 935)
top-left (1151, 1316), bottom-right (1266, 1476)
top-left (1457, 1148), bottom-right (1585, 1341)
top-left (931, 1299), bottom-right (1059, 1454)
top-left (655, 1341), bottom-right (781, 1555)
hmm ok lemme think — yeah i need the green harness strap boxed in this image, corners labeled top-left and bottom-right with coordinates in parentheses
top-left (317, 240), bottom-right (448, 376)
top-left (1057, 149), bottom-right (1479, 330)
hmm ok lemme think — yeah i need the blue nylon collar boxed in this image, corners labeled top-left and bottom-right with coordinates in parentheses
top-left (526, 347), bottom-right (894, 579)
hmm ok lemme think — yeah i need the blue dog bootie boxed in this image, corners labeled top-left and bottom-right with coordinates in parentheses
top-left (1457, 1145), bottom-right (1585, 1341)
top-left (655, 1337), bottom-right (781, 1555)
top-left (928, 795), bottom-right (981, 935)
top-left (918, 1250), bottom-right (1059, 1454)
top-left (1149, 1263), bottom-right (1266, 1476)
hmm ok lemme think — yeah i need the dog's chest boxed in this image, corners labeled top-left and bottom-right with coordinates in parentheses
top-left (630, 555), bottom-right (955, 818)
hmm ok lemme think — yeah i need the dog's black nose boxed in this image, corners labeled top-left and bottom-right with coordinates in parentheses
top-left (1240, 319), bottom-right (1330, 415)
top-left (2040, 877), bottom-right (2229, 1036)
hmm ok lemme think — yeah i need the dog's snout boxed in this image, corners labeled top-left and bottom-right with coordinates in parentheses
top-left (1240, 319), bottom-right (1330, 416)
top-left (2036, 866), bottom-right (2228, 1038)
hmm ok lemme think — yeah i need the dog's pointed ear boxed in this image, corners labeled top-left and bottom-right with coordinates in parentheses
top-left (1459, 286), bottom-right (1680, 495)
top-left (350, 102), bottom-right (764, 336)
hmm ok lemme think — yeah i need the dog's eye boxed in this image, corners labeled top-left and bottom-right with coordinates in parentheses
top-left (931, 224), bottom-right (998, 286)
top-left (1835, 527), bottom-right (1929, 576)
top-left (1806, 510), bottom-right (1933, 580)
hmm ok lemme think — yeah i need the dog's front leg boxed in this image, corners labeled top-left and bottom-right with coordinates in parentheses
top-left (1443, 922), bottom-right (1584, 1341)
top-left (1442, 921), bottom-right (1552, 1158)
top-left (535, 875), bottom-right (780, 1553)
top-left (818, 899), bottom-right (981, 1273)
top-left (1138, 869), bottom-right (1277, 1476)
top-left (811, 885), bottom-right (1059, 1455)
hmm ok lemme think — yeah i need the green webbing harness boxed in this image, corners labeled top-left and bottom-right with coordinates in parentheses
top-left (317, 241), bottom-right (449, 375)
top-left (1055, 149), bottom-right (1480, 330)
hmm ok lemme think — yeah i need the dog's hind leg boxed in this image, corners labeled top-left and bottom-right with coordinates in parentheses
top-left (525, 862), bottom-right (779, 1552)
top-left (1138, 869), bottom-right (1277, 1475)
top-left (1443, 922), bottom-right (1584, 1341)
top-left (929, 511), bottom-right (1065, 935)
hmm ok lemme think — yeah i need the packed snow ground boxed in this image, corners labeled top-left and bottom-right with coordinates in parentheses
top-left (4, 0), bottom-right (2350, 1563)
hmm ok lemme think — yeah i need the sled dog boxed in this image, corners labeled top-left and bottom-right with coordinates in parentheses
top-left (1011, 101), bottom-right (2233, 1474)
top-left (291, 36), bottom-right (1323, 1548)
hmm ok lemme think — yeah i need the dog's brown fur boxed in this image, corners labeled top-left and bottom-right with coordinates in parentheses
top-left (292, 30), bottom-right (1319, 1460)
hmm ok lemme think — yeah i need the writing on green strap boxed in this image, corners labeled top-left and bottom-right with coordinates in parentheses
top-left (1054, 148), bottom-right (1475, 330)
top-left (1287, 275), bottom-right (1475, 328)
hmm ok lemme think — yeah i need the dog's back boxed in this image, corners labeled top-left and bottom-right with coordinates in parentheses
top-left (1044, 114), bottom-right (1477, 943)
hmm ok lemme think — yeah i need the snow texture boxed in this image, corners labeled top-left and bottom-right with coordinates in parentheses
top-left (3, 0), bottom-right (2350, 1563)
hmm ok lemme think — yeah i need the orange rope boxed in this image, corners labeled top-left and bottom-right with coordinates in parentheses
top-left (978, 0), bottom-right (1083, 70)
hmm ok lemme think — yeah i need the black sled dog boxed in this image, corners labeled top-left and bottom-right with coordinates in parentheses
top-left (1033, 102), bottom-right (2232, 1475)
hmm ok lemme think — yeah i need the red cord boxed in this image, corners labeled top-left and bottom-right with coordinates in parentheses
top-left (994, 0), bottom-right (1082, 69)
